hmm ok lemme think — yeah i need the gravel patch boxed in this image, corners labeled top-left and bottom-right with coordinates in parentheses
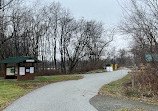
top-left (90, 95), bottom-right (158, 111)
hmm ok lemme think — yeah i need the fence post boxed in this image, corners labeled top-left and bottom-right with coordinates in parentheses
top-left (132, 64), bottom-right (137, 89)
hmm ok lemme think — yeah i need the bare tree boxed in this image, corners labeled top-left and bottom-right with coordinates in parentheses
top-left (0, 0), bottom-right (14, 9)
top-left (63, 19), bottom-right (114, 73)
top-left (119, 0), bottom-right (158, 64)
top-left (0, 0), bottom-right (115, 75)
top-left (46, 2), bottom-right (62, 70)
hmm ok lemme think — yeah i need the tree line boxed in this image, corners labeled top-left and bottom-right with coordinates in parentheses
top-left (119, 0), bottom-right (158, 97)
top-left (119, 0), bottom-right (158, 65)
top-left (0, 0), bottom-right (114, 74)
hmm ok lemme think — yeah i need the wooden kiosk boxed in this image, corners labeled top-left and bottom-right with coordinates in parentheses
top-left (0, 56), bottom-right (41, 81)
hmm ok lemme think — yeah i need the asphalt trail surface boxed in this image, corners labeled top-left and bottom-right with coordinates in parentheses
top-left (4, 69), bottom-right (129, 111)
top-left (90, 95), bottom-right (158, 111)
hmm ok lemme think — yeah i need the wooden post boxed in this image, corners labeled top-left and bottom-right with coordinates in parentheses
top-left (32, 63), bottom-right (34, 73)
top-left (132, 64), bottom-right (137, 89)
top-left (17, 63), bottom-right (20, 81)
top-left (4, 63), bottom-right (7, 79)
top-left (132, 74), bottom-right (134, 89)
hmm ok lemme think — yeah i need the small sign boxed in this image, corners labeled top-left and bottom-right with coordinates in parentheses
top-left (26, 60), bottom-right (35, 63)
top-left (106, 67), bottom-right (113, 72)
top-left (20, 67), bottom-right (25, 75)
top-left (30, 67), bottom-right (34, 73)
top-left (26, 69), bottom-right (30, 73)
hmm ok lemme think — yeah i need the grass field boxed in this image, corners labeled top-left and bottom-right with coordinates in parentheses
top-left (0, 75), bottom-right (83, 110)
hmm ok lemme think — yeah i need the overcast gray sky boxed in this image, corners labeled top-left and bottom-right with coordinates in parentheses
top-left (54, 0), bottom-right (122, 27)
top-left (29, 0), bottom-right (123, 27)
top-left (27, 0), bottom-right (130, 50)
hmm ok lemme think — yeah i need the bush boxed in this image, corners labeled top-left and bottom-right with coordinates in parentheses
top-left (36, 69), bottom-right (62, 76)
top-left (134, 64), bottom-right (158, 98)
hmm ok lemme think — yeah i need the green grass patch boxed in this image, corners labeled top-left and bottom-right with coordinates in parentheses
top-left (87, 69), bottom-right (107, 74)
top-left (0, 84), bottom-right (27, 107)
top-left (0, 75), bottom-right (83, 110)
top-left (99, 74), bottom-right (131, 97)
top-left (36, 75), bottom-right (83, 82)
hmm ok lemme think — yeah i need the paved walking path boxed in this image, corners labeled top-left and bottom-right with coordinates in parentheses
top-left (90, 95), bottom-right (158, 111)
top-left (4, 69), bottom-right (129, 111)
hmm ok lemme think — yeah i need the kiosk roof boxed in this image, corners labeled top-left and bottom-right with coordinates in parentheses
top-left (0, 56), bottom-right (41, 64)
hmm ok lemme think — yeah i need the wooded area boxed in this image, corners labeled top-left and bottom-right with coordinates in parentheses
top-left (119, 0), bottom-right (158, 98)
top-left (0, 0), bottom-right (115, 75)
top-left (1, 0), bottom-right (157, 76)
top-left (120, 0), bottom-right (158, 65)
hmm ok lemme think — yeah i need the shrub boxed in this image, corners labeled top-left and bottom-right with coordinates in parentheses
top-left (133, 64), bottom-right (158, 98)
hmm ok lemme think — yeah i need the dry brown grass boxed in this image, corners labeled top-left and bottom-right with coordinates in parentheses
top-left (118, 109), bottom-right (145, 111)
top-left (99, 65), bottom-right (158, 105)
top-left (133, 64), bottom-right (158, 100)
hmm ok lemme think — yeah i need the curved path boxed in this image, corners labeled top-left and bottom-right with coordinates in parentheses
top-left (4, 69), bottom-right (129, 111)
top-left (90, 95), bottom-right (158, 111)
